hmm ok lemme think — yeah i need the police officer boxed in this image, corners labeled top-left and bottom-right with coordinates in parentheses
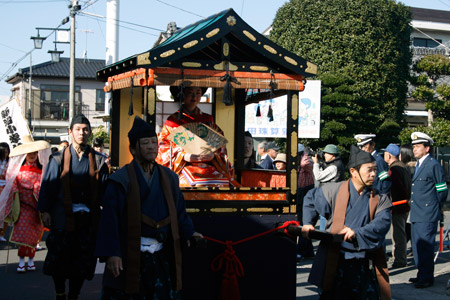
top-left (409, 132), bottom-right (448, 288)
top-left (355, 134), bottom-right (392, 195)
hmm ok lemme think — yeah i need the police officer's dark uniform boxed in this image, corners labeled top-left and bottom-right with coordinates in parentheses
top-left (355, 134), bottom-right (392, 195)
top-left (409, 132), bottom-right (448, 288)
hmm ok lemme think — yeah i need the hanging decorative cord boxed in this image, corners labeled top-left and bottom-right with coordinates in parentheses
top-left (109, 91), bottom-right (113, 126)
top-left (255, 102), bottom-right (261, 117)
top-left (128, 76), bottom-right (134, 116)
top-left (267, 100), bottom-right (274, 122)
top-left (267, 71), bottom-right (276, 122)
top-left (204, 220), bottom-right (299, 300)
top-left (220, 61), bottom-right (240, 106)
top-left (177, 68), bottom-right (186, 120)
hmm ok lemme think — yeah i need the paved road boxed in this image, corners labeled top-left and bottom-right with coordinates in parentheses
top-left (2, 211), bottom-right (450, 299)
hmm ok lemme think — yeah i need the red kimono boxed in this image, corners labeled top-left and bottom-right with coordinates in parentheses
top-left (156, 107), bottom-right (236, 187)
top-left (5, 162), bottom-right (43, 257)
top-left (0, 160), bottom-right (6, 192)
top-left (0, 159), bottom-right (8, 237)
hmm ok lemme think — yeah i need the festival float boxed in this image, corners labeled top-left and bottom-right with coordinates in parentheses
top-left (97, 8), bottom-right (317, 300)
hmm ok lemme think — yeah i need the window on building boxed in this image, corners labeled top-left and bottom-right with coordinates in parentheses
top-left (96, 89), bottom-right (105, 111)
top-left (413, 37), bottom-right (442, 48)
top-left (40, 85), bottom-right (81, 120)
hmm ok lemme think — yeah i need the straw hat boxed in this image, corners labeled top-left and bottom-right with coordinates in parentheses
top-left (9, 135), bottom-right (51, 157)
top-left (273, 153), bottom-right (286, 164)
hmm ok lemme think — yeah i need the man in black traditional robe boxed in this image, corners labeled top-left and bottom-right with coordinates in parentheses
top-left (38, 114), bottom-right (109, 300)
top-left (95, 116), bottom-right (204, 300)
top-left (302, 145), bottom-right (392, 299)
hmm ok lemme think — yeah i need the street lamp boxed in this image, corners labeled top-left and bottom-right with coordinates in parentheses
top-left (48, 29), bottom-right (65, 63)
top-left (48, 44), bottom-right (64, 63)
top-left (28, 24), bottom-right (69, 129)
top-left (30, 30), bottom-right (46, 49)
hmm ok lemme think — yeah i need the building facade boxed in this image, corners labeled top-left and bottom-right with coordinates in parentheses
top-left (408, 7), bottom-right (450, 126)
top-left (6, 58), bottom-right (106, 144)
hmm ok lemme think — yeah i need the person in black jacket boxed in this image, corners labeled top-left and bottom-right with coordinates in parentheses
top-left (384, 143), bottom-right (411, 269)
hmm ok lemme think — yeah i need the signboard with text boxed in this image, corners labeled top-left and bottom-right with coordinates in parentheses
top-left (245, 80), bottom-right (321, 138)
top-left (0, 99), bottom-right (30, 148)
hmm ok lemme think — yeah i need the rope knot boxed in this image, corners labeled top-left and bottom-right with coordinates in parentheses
top-left (283, 220), bottom-right (300, 238)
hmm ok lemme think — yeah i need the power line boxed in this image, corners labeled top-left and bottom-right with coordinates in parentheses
top-left (437, 0), bottom-right (450, 10)
top-left (0, 50), bottom-right (33, 81)
top-left (155, 0), bottom-right (204, 18)
top-left (79, 11), bottom-right (164, 32)
top-left (80, 14), bottom-right (160, 36)
top-left (0, 42), bottom-right (27, 53)
top-left (0, 0), bottom-right (66, 3)
top-left (0, 20), bottom-right (68, 82)
top-left (80, 0), bottom-right (100, 11)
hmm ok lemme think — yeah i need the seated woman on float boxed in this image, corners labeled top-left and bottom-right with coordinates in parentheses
top-left (156, 86), bottom-right (236, 187)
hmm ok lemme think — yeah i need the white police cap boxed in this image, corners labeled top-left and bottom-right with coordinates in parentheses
top-left (411, 132), bottom-right (434, 145)
top-left (354, 134), bottom-right (376, 147)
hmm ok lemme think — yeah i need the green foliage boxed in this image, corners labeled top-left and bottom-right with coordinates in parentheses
top-left (377, 118), bottom-right (401, 146)
top-left (414, 54), bottom-right (450, 81)
top-left (409, 74), bottom-right (430, 87)
top-left (411, 54), bottom-right (450, 120)
top-left (399, 118), bottom-right (450, 147)
top-left (270, 0), bottom-right (412, 148)
top-left (411, 85), bottom-right (435, 102)
top-left (89, 125), bottom-right (110, 145)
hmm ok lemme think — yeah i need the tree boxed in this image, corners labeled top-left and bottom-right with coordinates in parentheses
top-left (300, 72), bottom-right (361, 158)
top-left (89, 125), bottom-right (110, 145)
top-left (270, 0), bottom-right (412, 148)
top-left (410, 54), bottom-right (450, 122)
top-left (399, 118), bottom-right (450, 147)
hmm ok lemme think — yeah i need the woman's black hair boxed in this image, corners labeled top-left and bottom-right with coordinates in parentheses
top-left (93, 137), bottom-right (104, 148)
top-left (0, 142), bottom-right (10, 162)
top-left (244, 131), bottom-right (260, 168)
top-left (400, 144), bottom-right (415, 164)
top-left (22, 153), bottom-right (42, 169)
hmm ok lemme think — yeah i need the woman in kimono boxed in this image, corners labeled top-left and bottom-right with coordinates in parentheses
top-left (0, 135), bottom-right (51, 272)
top-left (156, 86), bottom-right (237, 187)
top-left (0, 142), bottom-right (10, 242)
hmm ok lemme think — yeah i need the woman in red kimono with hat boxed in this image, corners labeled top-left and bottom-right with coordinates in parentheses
top-left (156, 86), bottom-right (237, 187)
top-left (0, 135), bottom-right (51, 272)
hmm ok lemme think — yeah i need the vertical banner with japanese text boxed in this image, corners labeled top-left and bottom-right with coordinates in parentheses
top-left (0, 99), bottom-right (30, 148)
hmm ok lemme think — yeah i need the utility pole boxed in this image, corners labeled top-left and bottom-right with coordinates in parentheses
top-left (105, 0), bottom-right (120, 132)
top-left (27, 51), bottom-right (33, 130)
top-left (69, 0), bottom-right (80, 122)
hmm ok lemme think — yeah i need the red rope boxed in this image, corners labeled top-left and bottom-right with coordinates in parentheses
top-left (203, 220), bottom-right (300, 300)
top-left (392, 200), bottom-right (407, 206)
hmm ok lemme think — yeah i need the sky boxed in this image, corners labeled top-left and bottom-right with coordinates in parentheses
top-left (0, 0), bottom-right (449, 104)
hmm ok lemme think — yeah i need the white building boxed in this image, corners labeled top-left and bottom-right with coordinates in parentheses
top-left (407, 7), bottom-right (450, 126)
